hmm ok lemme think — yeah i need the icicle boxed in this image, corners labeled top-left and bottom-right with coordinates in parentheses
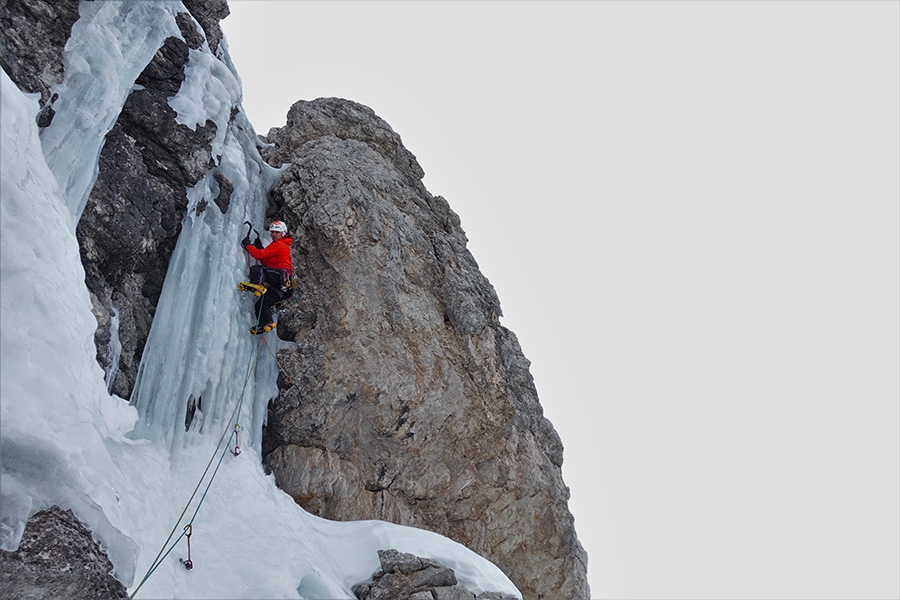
top-left (106, 307), bottom-right (122, 394)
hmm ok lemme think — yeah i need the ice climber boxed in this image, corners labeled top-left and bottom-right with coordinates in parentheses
top-left (238, 220), bottom-right (294, 335)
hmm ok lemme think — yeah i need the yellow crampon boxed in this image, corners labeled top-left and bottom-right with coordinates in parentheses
top-left (249, 322), bottom-right (276, 336)
top-left (237, 281), bottom-right (267, 296)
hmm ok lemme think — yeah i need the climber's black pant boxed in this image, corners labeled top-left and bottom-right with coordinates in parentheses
top-left (249, 265), bottom-right (285, 326)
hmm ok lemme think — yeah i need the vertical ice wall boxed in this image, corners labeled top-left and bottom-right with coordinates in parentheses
top-left (0, 67), bottom-right (140, 581)
top-left (126, 23), bottom-right (285, 457)
top-left (34, 0), bottom-right (283, 458)
top-left (129, 109), bottom-right (283, 457)
top-left (38, 0), bottom-right (182, 224)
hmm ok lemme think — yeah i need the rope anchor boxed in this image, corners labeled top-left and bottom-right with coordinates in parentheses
top-left (181, 524), bottom-right (193, 570)
top-left (232, 423), bottom-right (241, 456)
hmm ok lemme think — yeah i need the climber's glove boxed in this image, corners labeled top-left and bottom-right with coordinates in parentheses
top-left (253, 235), bottom-right (263, 249)
top-left (241, 236), bottom-right (252, 248)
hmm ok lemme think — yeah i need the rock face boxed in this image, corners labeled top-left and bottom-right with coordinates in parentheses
top-left (3, 2), bottom-right (590, 596)
top-left (0, 506), bottom-right (127, 599)
top-left (76, 28), bottom-right (220, 398)
top-left (74, 13), bottom-right (230, 399)
top-left (260, 98), bottom-right (590, 599)
top-left (354, 549), bottom-right (515, 600)
top-left (0, 0), bottom-right (81, 111)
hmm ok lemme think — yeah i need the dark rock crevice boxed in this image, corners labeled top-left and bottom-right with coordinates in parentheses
top-left (181, 0), bottom-right (229, 56)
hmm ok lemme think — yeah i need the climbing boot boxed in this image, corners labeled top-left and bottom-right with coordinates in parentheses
top-left (238, 281), bottom-right (267, 296)
top-left (249, 322), bottom-right (276, 336)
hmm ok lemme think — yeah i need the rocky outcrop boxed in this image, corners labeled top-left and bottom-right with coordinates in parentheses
top-left (181, 0), bottom-right (229, 56)
top-left (0, 0), bottom-right (80, 112)
top-left (76, 19), bottom-right (225, 399)
top-left (0, 506), bottom-right (127, 599)
top-left (260, 98), bottom-right (590, 600)
top-left (354, 549), bottom-right (515, 600)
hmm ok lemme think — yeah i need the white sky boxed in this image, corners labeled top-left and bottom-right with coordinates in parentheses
top-left (220, 2), bottom-right (900, 598)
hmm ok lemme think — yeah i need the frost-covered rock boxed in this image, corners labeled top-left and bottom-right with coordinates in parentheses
top-left (261, 98), bottom-right (590, 600)
top-left (353, 549), bottom-right (515, 600)
top-left (0, 506), bottom-right (127, 600)
top-left (0, 0), bottom-right (80, 107)
top-left (77, 29), bottom-right (219, 398)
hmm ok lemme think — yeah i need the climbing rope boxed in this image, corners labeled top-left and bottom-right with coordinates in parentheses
top-left (260, 336), bottom-right (294, 385)
top-left (129, 306), bottom-right (266, 599)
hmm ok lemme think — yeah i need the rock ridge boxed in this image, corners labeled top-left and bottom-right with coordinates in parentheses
top-left (260, 98), bottom-right (590, 599)
top-left (353, 549), bottom-right (516, 600)
top-left (0, 506), bottom-right (127, 599)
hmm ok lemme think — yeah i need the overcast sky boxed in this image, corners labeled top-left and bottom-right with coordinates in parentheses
top-left (221, 3), bottom-right (899, 598)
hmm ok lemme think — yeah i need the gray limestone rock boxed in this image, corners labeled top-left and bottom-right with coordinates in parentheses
top-left (378, 548), bottom-right (428, 574)
top-left (77, 35), bottom-right (220, 398)
top-left (181, 0), bottom-right (229, 56)
top-left (434, 587), bottom-right (477, 600)
top-left (0, 506), bottom-right (127, 599)
top-left (354, 551), bottom-right (508, 600)
top-left (0, 0), bottom-right (81, 107)
top-left (261, 98), bottom-right (590, 600)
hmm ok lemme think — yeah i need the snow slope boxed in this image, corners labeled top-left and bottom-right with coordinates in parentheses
top-left (0, 4), bottom-right (520, 599)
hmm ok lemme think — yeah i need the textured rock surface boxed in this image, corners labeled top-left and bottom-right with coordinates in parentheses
top-left (0, 506), bottom-right (127, 599)
top-left (0, 0), bottom-right (81, 109)
top-left (2, 0), bottom-right (231, 399)
top-left (76, 19), bottom-right (225, 399)
top-left (354, 549), bottom-right (514, 600)
top-left (3, 2), bottom-right (590, 596)
top-left (181, 0), bottom-right (229, 56)
top-left (261, 98), bottom-right (590, 599)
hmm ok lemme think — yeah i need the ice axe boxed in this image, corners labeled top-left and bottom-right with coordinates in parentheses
top-left (243, 221), bottom-right (262, 249)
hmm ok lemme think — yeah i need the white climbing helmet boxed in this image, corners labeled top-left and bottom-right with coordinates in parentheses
top-left (269, 220), bottom-right (287, 234)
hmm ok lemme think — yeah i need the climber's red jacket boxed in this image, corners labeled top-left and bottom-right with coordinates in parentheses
top-left (246, 236), bottom-right (293, 276)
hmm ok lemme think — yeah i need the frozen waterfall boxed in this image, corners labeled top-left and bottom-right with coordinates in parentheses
top-left (0, 4), bottom-right (520, 599)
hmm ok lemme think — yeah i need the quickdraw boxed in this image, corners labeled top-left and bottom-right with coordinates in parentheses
top-left (182, 524), bottom-right (193, 570)
top-left (231, 423), bottom-right (241, 456)
top-left (129, 338), bottom-right (264, 599)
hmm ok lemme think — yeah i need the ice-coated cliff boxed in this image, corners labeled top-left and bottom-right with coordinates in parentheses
top-left (0, 1), bottom-right (588, 598)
